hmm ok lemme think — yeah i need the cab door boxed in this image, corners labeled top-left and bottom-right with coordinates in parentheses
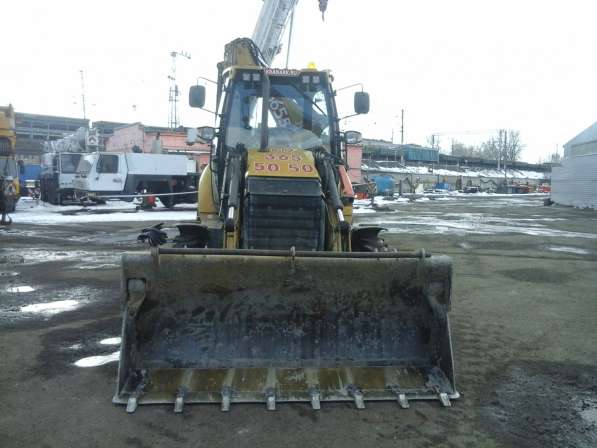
top-left (94, 154), bottom-right (124, 192)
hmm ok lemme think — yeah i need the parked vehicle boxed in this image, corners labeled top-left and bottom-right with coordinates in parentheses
top-left (73, 152), bottom-right (198, 207)
top-left (40, 128), bottom-right (99, 205)
top-left (40, 152), bottom-right (87, 204)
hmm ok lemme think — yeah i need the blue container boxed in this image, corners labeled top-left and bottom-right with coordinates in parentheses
top-left (23, 164), bottom-right (41, 181)
top-left (434, 182), bottom-right (454, 191)
top-left (371, 175), bottom-right (395, 196)
top-left (405, 148), bottom-right (439, 162)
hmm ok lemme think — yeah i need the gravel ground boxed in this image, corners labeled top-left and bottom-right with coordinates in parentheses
top-left (1, 195), bottom-right (596, 448)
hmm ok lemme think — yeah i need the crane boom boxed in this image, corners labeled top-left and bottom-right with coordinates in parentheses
top-left (252, 0), bottom-right (299, 66)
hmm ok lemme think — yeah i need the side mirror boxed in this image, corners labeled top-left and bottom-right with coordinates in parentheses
top-left (344, 131), bottom-right (362, 144)
top-left (189, 85), bottom-right (206, 108)
top-left (354, 92), bottom-right (370, 114)
top-left (188, 126), bottom-right (216, 144)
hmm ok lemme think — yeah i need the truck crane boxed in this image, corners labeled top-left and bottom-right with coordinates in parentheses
top-left (113, 0), bottom-right (458, 414)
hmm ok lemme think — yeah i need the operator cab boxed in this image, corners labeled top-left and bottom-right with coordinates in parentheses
top-left (189, 66), bottom-right (368, 158)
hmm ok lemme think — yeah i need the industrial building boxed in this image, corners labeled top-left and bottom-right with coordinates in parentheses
top-left (551, 122), bottom-right (597, 209)
top-left (15, 112), bottom-right (89, 163)
top-left (105, 123), bottom-right (211, 170)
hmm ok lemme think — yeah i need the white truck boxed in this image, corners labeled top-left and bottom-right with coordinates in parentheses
top-left (40, 128), bottom-right (99, 205)
top-left (73, 152), bottom-right (199, 207)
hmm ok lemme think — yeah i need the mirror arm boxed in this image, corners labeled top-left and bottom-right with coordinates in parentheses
top-left (335, 83), bottom-right (364, 93)
top-left (197, 76), bottom-right (218, 85)
top-left (199, 106), bottom-right (217, 115)
top-left (339, 113), bottom-right (360, 121)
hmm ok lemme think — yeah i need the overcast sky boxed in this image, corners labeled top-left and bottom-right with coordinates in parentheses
top-left (3, 0), bottom-right (596, 162)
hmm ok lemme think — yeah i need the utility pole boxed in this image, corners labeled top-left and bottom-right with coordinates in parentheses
top-left (79, 70), bottom-right (87, 120)
top-left (400, 109), bottom-right (404, 145)
top-left (168, 50), bottom-right (191, 129)
top-left (503, 130), bottom-right (508, 182)
top-left (497, 129), bottom-right (502, 170)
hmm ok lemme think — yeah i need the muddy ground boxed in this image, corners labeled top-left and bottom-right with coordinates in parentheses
top-left (1, 195), bottom-right (596, 448)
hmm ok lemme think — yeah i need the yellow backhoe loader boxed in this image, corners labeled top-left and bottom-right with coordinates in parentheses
top-left (0, 104), bottom-right (19, 222)
top-left (113, 38), bottom-right (458, 413)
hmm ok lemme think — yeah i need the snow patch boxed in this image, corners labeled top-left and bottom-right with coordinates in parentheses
top-left (6, 286), bottom-right (35, 293)
top-left (99, 337), bottom-right (121, 346)
top-left (74, 351), bottom-right (120, 368)
top-left (20, 299), bottom-right (79, 315)
top-left (548, 246), bottom-right (590, 255)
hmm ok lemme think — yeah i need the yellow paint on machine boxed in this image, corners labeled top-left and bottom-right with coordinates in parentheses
top-left (247, 149), bottom-right (319, 178)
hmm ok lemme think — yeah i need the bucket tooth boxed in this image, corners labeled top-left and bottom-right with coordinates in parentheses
top-left (126, 373), bottom-right (146, 414)
top-left (309, 387), bottom-right (321, 410)
top-left (438, 393), bottom-right (451, 407)
top-left (345, 368), bottom-right (365, 409)
top-left (174, 371), bottom-right (193, 414)
top-left (305, 368), bottom-right (321, 410)
top-left (265, 368), bottom-right (277, 411)
top-left (385, 368), bottom-right (410, 409)
top-left (346, 385), bottom-right (365, 410)
top-left (220, 369), bottom-right (235, 412)
top-left (397, 393), bottom-right (410, 409)
top-left (126, 395), bottom-right (138, 414)
top-left (221, 386), bottom-right (232, 412)
top-left (265, 389), bottom-right (276, 411)
top-left (174, 390), bottom-right (186, 414)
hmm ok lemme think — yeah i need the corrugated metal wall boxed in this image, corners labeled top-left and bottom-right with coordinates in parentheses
top-left (551, 154), bottom-right (597, 209)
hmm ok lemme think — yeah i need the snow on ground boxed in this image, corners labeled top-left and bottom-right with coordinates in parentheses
top-left (362, 163), bottom-right (547, 180)
top-left (11, 197), bottom-right (196, 225)
top-left (359, 213), bottom-right (597, 239)
top-left (352, 193), bottom-right (597, 239)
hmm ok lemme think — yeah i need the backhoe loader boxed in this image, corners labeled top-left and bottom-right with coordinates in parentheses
top-left (114, 38), bottom-right (458, 413)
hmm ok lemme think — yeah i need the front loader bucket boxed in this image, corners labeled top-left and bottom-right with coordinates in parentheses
top-left (114, 248), bottom-right (458, 412)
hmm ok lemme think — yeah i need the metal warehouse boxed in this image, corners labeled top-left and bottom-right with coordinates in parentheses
top-left (551, 122), bottom-right (597, 209)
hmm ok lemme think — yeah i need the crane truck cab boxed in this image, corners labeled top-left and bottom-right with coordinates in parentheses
top-left (40, 152), bottom-right (88, 204)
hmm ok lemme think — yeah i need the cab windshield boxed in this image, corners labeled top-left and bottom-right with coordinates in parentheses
top-left (0, 158), bottom-right (17, 178)
top-left (225, 73), bottom-right (333, 152)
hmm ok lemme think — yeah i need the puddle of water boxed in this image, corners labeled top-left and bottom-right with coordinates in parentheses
top-left (99, 337), bottom-right (121, 346)
top-left (74, 351), bottom-right (120, 368)
top-left (20, 299), bottom-right (79, 315)
top-left (548, 246), bottom-right (590, 255)
top-left (7, 285), bottom-right (35, 293)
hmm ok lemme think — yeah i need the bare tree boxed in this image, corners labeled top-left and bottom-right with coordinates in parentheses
top-left (480, 129), bottom-right (524, 165)
top-left (450, 140), bottom-right (481, 158)
top-left (481, 137), bottom-right (500, 160)
top-left (427, 134), bottom-right (440, 150)
top-left (503, 130), bottom-right (524, 163)
top-left (549, 151), bottom-right (562, 163)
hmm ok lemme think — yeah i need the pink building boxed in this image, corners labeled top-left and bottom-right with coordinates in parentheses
top-left (106, 123), bottom-right (211, 170)
top-left (346, 144), bottom-right (363, 183)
